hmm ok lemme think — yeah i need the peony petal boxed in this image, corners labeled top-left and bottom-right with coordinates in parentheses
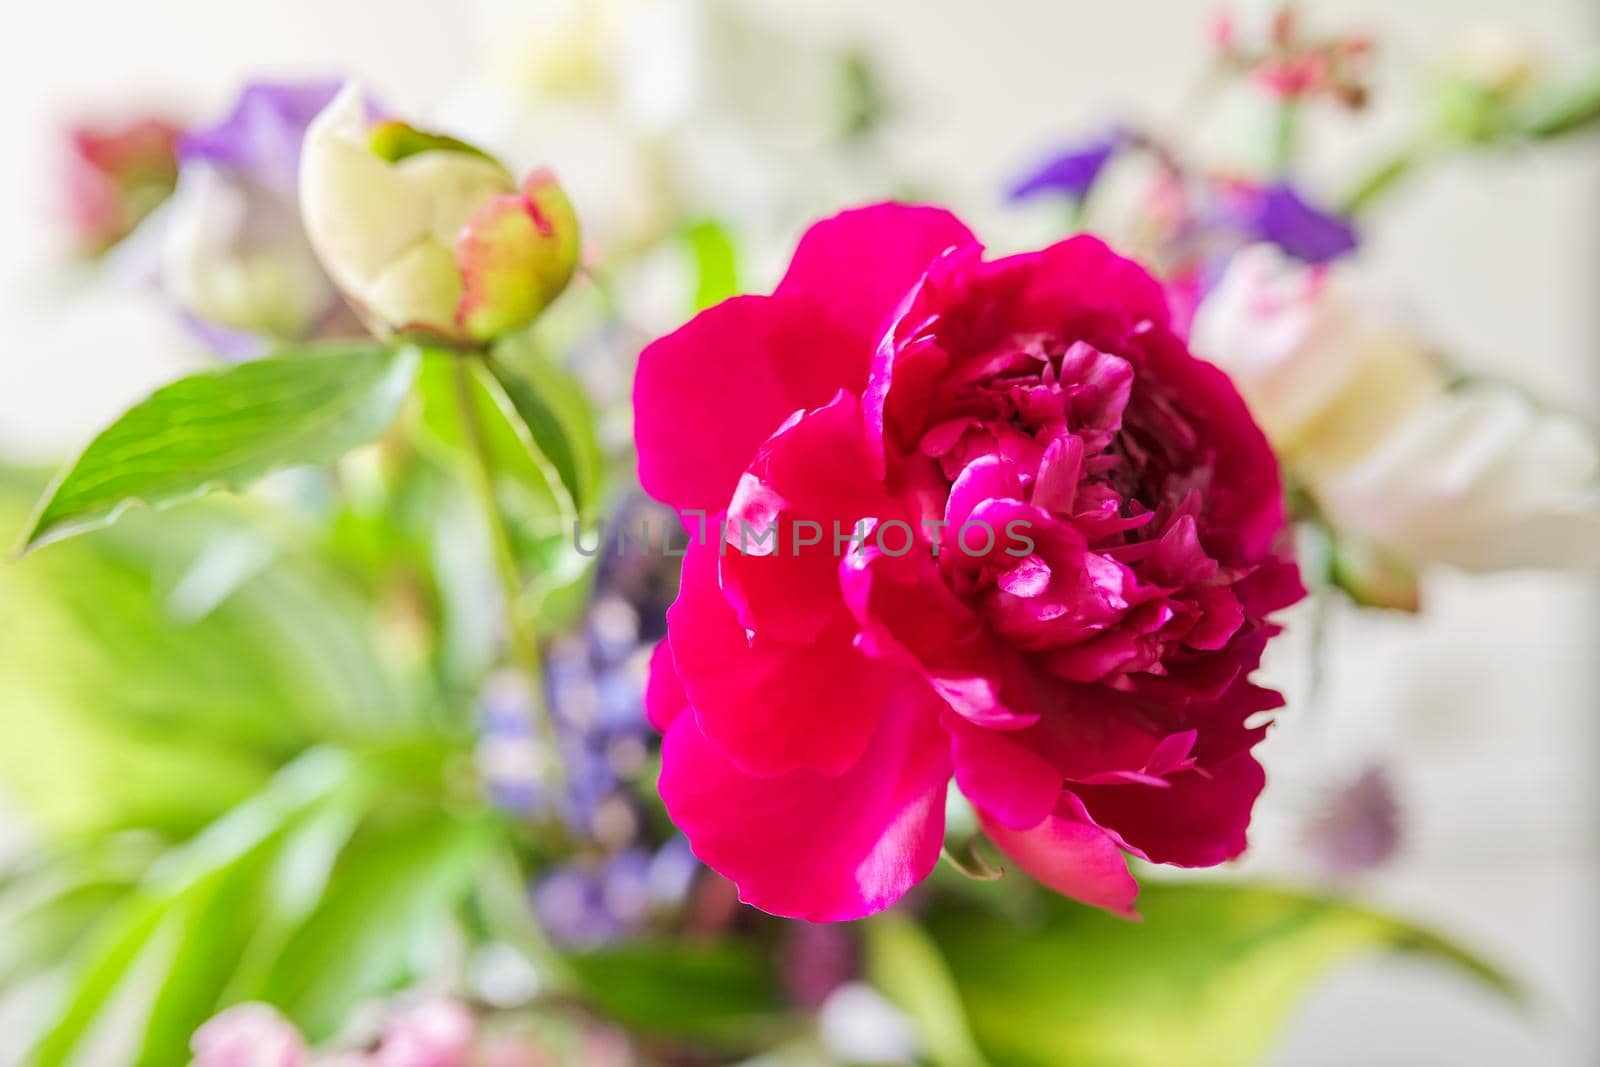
top-left (299, 84), bottom-right (429, 295)
top-left (946, 713), bottom-right (1062, 831)
top-left (944, 455), bottom-right (1025, 533)
top-left (659, 686), bottom-right (952, 921)
top-left (455, 169), bottom-right (580, 341)
top-left (719, 391), bottom-right (903, 644)
top-left (644, 640), bottom-right (686, 733)
top-left (1074, 749), bottom-right (1266, 868)
top-left (634, 296), bottom-right (871, 515)
top-left (1137, 327), bottom-right (1288, 560)
top-left (365, 240), bottom-right (462, 335)
top-left (1007, 686), bottom-right (1196, 784)
top-left (1010, 235), bottom-right (1172, 333)
top-left (728, 391), bottom-right (901, 532)
top-left (840, 543), bottom-right (1036, 728)
top-left (668, 537), bottom-right (898, 777)
top-left (394, 150), bottom-right (515, 248)
top-left (777, 203), bottom-right (977, 353)
top-left (980, 796), bottom-right (1139, 917)
top-left (719, 547), bottom-right (843, 645)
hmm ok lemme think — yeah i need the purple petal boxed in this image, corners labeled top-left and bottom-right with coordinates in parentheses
top-left (1007, 130), bottom-right (1125, 202)
top-left (1248, 184), bottom-right (1358, 264)
top-left (1303, 763), bottom-right (1401, 876)
top-left (180, 312), bottom-right (271, 361)
top-left (179, 79), bottom-right (344, 193)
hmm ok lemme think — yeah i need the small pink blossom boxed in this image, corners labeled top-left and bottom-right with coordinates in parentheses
top-left (372, 999), bottom-right (477, 1067)
top-left (64, 116), bottom-right (181, 253)
top-left (190, 1004), bottom-right (308, 1067)
top-left (476, 1033), bottom-right (557, 1067)
top-left (1256, 53), bottom-right (1329, 98)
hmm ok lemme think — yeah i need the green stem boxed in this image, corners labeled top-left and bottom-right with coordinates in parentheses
top-left (941, 839), bottom-right (1005, 881)
top-left (1338, 146), bottom-right (1422, 215)
top-left (1270, 99), bottom-right (1301, 175)
top-left (449, 355), bottom-right (564, 788)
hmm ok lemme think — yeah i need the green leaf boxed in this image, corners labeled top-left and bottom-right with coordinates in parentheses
top-left (413, 351), bottom-right (592, 623)
top-left (255, 810), bottom-right (499, 1040)
top-left (127, 756), bottom-right (374, 1067)
top-left (221, 798), bottom-right (366, 1002)
top-left (913, 881), bottom-right (1522, 1067)
top-left (15, 749), bottom-right (460, 1067)
top-left (488, 337), bottom-right (605, 519)
top-left (567, 939), bottom-right (786, 1047)
top-left (414, 352), bottom-right (572, 537)
top-left (0, 482), bottom-right (413, 836)
top-left (20, 343), bottom-right (419, 550)
top-left (24, 758), bottom-right (325, 1067)
top-left (140, 747), bottom-right (358, 894)
top-left (27, 897), bottom-right (168, 1067)
top-left (0, 874), bottom-right (132, 991)
top-left (683, 217), bottom-right (741, 311)
top-left (131, 845), bottom-right (278, 1066)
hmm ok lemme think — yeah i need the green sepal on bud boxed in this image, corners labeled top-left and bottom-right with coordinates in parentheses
top-left (368, 120), bottom-right (495, 164)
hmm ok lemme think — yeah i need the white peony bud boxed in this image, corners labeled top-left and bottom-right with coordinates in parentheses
top-left (299, 84), bottom-right (578, 346)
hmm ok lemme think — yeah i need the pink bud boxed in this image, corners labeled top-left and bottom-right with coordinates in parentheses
top-left (373, 999), bottom-right (477, 1067)
top-left (455, 168), bottom-right (581, 342)
top-left (64, 116), bottom-right (181, 253)
top-left (1207, 7), bottom-right (1236, 51)
top-left (477, 1033), bottom-right (556, 1067)
top-left (190, 1004), bottom-right (308, 1067)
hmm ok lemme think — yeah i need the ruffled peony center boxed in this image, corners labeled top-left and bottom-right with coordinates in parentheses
top-left (910, 325), bottom-right (1249, 688)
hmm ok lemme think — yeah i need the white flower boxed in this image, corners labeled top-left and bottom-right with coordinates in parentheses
top-left (1316, 382), bottom-right (1600, 571)
top-left (1190, 244), bottom-right (1442, 481)
top-left (1193, 244), bottom-right (1600, 571)
top-left (161, 162), bottom-right (333, 342)
top-left (1439, 24), bottom-right (1541, 97)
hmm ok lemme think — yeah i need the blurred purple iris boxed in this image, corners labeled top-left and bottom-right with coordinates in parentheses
top-left (1007, 129), bottom-right (1125, 202)
top-left (1234, 182), bottom-right (1358, 264)
top-left (1303, 763), bottom-right (1402, 877)
top-left (478, 494), bottom-right (700, 948)
top-left (532, 840), bottom-right (700, 949)
top-left (179, 80), bottom-right (342, 194)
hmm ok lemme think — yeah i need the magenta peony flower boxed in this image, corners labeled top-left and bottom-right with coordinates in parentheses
top-left (635, 204), bottom-right (1304, 921)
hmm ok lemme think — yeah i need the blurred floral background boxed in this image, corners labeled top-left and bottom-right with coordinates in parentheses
top-left (0, 1), bottom-right (1596, 1065)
